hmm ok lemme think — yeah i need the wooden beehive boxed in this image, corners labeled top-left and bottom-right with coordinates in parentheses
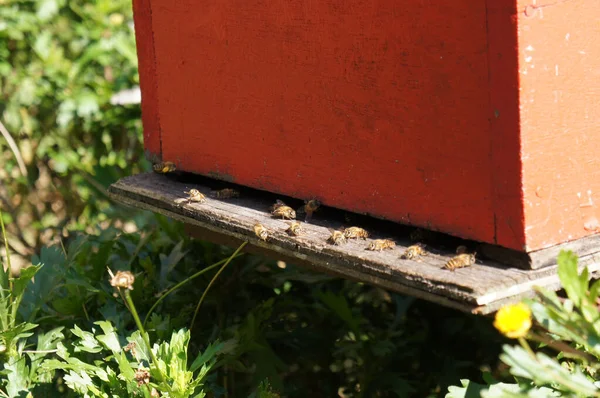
top-left (132, 0), bottom-right (600, 266)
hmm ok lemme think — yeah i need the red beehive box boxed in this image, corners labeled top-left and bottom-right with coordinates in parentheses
top-left (132, 0), bottom-right (600, 256)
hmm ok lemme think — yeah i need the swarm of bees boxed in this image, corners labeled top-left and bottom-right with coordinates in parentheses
top-left (271, 200), bottom-right (296, 219)
top-left (213, 188), bottom-right (240, 199)
top-left (153, 161), bottom-right (177, 174)
top-left (444, 252), bottom-right (477, 271)
top-left (400, 243), bottom-right (427, 260)
top-left (343, 226), bottom-right (369, 240)
top-left (184, 189), bottom-right (206, 204)
top-left (174, 183), bottom-right (480, 274)
top-left (366, 239), bottom-right (396, 251)
top-left (285, 221), bottom-right (304, 236)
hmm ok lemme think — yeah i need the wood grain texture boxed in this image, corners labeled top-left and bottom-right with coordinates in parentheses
top-left (516, 0), bottom-right (600, 250)
top-left (108, 173), bottom-right (600, 314)
top-left (145, 0), bottom-right (499, 247)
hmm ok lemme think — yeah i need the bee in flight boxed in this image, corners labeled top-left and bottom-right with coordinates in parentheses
top-left (328, 229), bottom-right (347, 245)
top-left (271, 200), bottom-right (296, 219)
top-left (213, 188), bottom-right (240, 199)
top-left (444, 253), bottom-right (476, 271)
top-left (184, 189), bottom-right (206, 204)
top-left (153, 161), bottom-right (177, 173)
top-left (455, 245), bottom-right (468, 254)
top-left (343, 226), bottom-right (369, 240)
top-left (366, 239), bottom-right (396, 251)
top-left (254, 223), bottom-right (269, 241)
top-left (400, 243), bottom-right (427, 260)
top-left (285, 221), bottom-right (304, 236)
top-left (302, 199), bottom-right (321, 221)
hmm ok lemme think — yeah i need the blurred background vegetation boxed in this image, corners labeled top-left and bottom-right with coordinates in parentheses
top-left (0, 1), bottom-right (507, 396)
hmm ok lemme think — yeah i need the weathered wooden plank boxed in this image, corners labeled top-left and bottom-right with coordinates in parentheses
top-left (108, 173), bottom-right (600, 314)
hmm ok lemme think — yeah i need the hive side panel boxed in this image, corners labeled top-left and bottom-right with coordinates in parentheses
top-left (486, 0), bottom-right (527, 250)
top-left (516, 0), bottom-right (600, 250)
top-left (148, 0), bottom-right (499, 245)
top-left (133, 0), bottom-right (162, 162)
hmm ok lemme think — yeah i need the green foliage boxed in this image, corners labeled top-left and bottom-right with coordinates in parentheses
top-left (42, 322), bottom-right (229, 397)
top-left (0, 0), bottom-right (147, 258)
top-left (447, 250), bottom-right (600, 397)
top-left (0, 209), bottom-right (63, 397)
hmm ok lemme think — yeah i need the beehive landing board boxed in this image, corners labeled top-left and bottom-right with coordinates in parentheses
top-left (108, 173), bottom-right (600, 315)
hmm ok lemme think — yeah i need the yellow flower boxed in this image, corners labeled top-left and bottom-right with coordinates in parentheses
top-left (494, 302), bottom-right (532, 338)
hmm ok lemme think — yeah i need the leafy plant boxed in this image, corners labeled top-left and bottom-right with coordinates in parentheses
top-left (447, 250), bottom-right (600, 397)
top-left (42, 321), bottom-right (232, 398)
top-left (0, 0), bottom-right (146, 260)
top-left (0, 208), bottom-right (65, 397)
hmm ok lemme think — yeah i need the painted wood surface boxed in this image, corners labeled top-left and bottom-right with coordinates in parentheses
top-left (136, 0), bottom-right (499, 246)
top-left (132, 0), bottom-right (600, 252)
top-left (108, 173), bottom-right (600, 314)
top-left (516, 0), bottom-right (600, 250)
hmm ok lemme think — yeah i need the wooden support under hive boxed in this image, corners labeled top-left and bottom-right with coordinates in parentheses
top-left (108, 173), bottom-right (600, 315)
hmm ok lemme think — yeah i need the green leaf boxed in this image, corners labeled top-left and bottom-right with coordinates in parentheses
top-left (37, 0), bottom-right (60, 21)
top-left (590, 279), bottom-right (600, 302)
top-left (445, 379), bottom-right (487, 398)
top-left (94, 321), bottom-right (122, 355)
top-left (501, 344), bottom-right (598, 396)
top-left (0, 322), bottom-right (37, 348)
top-left (316, 291), bottom-right (361, 336)
top-left (11, 265), bottom-right (41, 298)
top-left (190, 340), bottom-right (225, 373)
top-left (71, 325), bottom-right (102, 354)
top-left (159, 240), bottom-right (188, 288)
top-left (557, 250), bottom-right (586, 307)
top-left (76, 91), bottom-right (100, 118)
top-left (33, 31), bottom-right (52, 60)
top-left (4, 357), bottom-right (30, 397)
top-left (446, 380), bottom-right (560, 398)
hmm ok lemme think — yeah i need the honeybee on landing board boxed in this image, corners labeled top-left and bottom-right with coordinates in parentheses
top-left (444, 253), bottom-right (476, 271)
top-left (254, 223), bottom-right (269, 241)
top-left (213, 188), bottom-right (240, 199)
top-left (285, 221), bottom-right (304, 236)
top-left (271, 202), bottom-right (296, 220)
top-left (400, 243), bottom-right (427, 260)
top-left (328, 229), bottom-right (347, 245)
top-left (343, 226), bottom-right (369, 240)
top-left (153, 161), bottom-right (177, 174)
top-left (367, 239), bottom-right (396, 251)
top-left (270, 199), bottom-right (287, 212)
top-left (184, 189), bottom-right (206, 204)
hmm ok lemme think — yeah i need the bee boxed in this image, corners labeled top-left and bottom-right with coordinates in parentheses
top-left (254, 223), bottom-right (269, 241)
top-left (366, 239), bottom-right (396, 251)
top-left (328, 229), bottom-right (347, 245)
top-left (456, 245), bottom-right (468, 254)
top-left (444, 253), bottom-right (476, 271)
top-left (343, 226), bottom-right (369, 240)
top-left (270, 199), bottom-right (287, 212)
top-left (400, 243), bottom-right (427, 260)
top-left (303, 199), bottom-right (321, 221)
top-left (285, 221), bottom-right (304, 236)
top-left (213, 188), bottom-right (240, 199)
top-left (272, 203), bottom-right (296, 219)
top-left (153, 161), bottom-right (177, 173)
top-left (184, 189), bottom-right (206, 203)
